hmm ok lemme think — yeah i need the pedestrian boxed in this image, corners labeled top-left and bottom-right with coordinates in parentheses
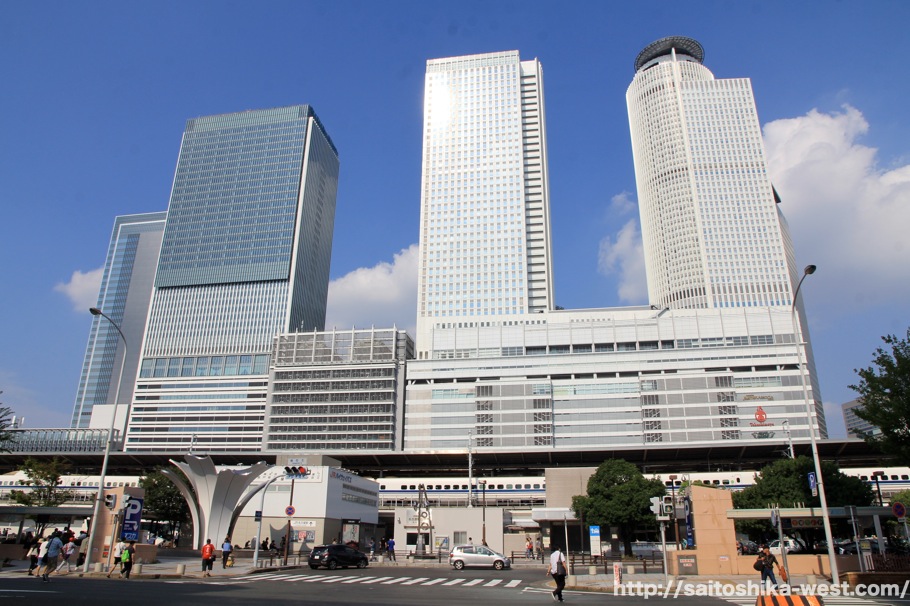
top-left (55, 537), bottom-right (77, 573)
top-left (121, 541), bottom-right (136, 579)
top-left (40, 532), bottom-right (64, 582)
top-left (261, 538), bottom-right (269, 551)
top-left (369, 538), bottom-right (376, 561)
top-left (387, 537), bottom-right (396, 561)
top-left (755, 544), bottom-right (779, 589)
top-left (26, 538), bottom-right (41, 575)
top-left (107, 538), bottom-right (126, 578)
top-left (77, 533), bottom-right (89, 567)
top-left (201, 538), bottom-right (215, 577)
top-left (535, 537), bottom-right (543, 561)
top-left (526, 536), bottom-right (534, 559)
top-left (547, 543), bottom-right (567, 602)
top-left (468, 536), bottom-right (474, 545)
top-left (221, 536), bottom-right (233, 568)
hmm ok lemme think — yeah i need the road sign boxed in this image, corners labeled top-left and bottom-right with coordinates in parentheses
top-left (285, 505), bottom-right (296, 517)
top-left (893, 502), bottom-right (906, 518)
top-left (590, 525), bottom-right (602, 556)
top-left (121, 496), bottom-right (144, 541)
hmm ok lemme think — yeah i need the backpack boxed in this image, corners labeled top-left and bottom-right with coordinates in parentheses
top-left (122, 549), bottom-right (131, 563)
top-left (753, 558), bottom-right (764, 571)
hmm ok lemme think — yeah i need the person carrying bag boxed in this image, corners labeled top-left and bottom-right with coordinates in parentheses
top-left (547, 544), bottom-right (567, 602)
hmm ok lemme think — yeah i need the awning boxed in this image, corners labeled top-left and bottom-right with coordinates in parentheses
top-left (531, 508), bottom-right (577, 522)
top-left (506, 518), bottom-right (540, 528)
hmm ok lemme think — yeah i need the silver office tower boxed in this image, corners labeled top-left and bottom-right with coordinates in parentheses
top-left (127, 106), bottom-right (339, 451)
top-left (72, 212), bottom-right (166, 429)
top-left (415, 51), bottom-right (554, 358)
top-left (627, 37), bottom-right (796, 311)
top-left (626, 37), bottom-right (824, 436)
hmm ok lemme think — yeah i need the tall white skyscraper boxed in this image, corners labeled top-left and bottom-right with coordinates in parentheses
top-left (627, 36), bottom-right (796, 311)
top-left (416, 51), bottom-right (554, 358)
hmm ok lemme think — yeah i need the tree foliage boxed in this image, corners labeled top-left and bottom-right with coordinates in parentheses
top-left (10, 457), bottom-right (76, 507)
top-left (733, 456), bottom-right (874, 540)
top-left (139, 468), bottom-right (190, 529)
top-left (571, 459), bottom-right (665, 556)
top-left (850, 328), bottom-right (910, 464)
top-left (0, 398), bottom-right (15, 453)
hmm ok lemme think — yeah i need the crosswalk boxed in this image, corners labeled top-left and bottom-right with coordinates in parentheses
top-left (167, 572), bottom-right (523, 590)
top-left (719, 596), bottom-right (896, 606)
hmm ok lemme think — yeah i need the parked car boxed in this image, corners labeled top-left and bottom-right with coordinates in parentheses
top-left (768, 539), bottom-right (806, 555)
top-left (448, 544), bottom-right (511, 570)
top-left (308, 544), bottom-right (369, 569)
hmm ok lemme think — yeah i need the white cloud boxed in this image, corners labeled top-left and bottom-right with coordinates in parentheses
top-left (764, 106), bottom-right (910, 313)
top-left (597, 219), bottom-right (648, 303)
top-left (54, 267), bottom-right (103, 312)
top-left (610, 191), bottom-right (637, 215)
top-left (325, 244), bottom-right (418, 335)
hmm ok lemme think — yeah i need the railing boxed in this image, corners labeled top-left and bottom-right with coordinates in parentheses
top-left (871, 554), bottom-right (910, 572)
top-left (6, 428), bottom-right (118, 452)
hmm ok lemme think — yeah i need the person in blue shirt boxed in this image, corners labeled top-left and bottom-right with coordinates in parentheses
top-left (387, 537), bottom-right (396, 561)
top-left (41, 532), bottom-right (64, 582)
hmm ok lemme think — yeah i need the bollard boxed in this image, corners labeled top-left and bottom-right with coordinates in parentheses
top-left (588, 565), bottom-right (597, 575)
top-left (627, 565), bottom-right (635, 575)
top-left (94, 562), bottom-right (103, 573)
top-left (177, 564), bottom-right (186, 575)
top-left (806, 574), bottom-right (817, 585)
top-left (134, 563), bottom-right (142, 575)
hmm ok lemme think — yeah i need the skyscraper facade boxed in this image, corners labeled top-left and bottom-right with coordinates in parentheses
top-left (627, 36), bottom-right (796, 311)
top-left (125, 105), bottom-right (339, 452)
top-left (415, 51), bottom-right (554, 359)
top-left (72, 212), bottom-right (166, 429)
top-left (626, 36), bottom-right (824, 436)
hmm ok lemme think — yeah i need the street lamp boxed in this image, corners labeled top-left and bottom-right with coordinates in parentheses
top-left (873, 471), bottom-right (886, 507)
top-left (479, 480), bottom-right (487, 545)
top-left (668, 475), bottom-right (679, 550)
top-left (790, 265), bottom-right (838, 583)
top-left (782, 420), bottom-right (795, 459)
top-left (83, 307), bottom-right (128, 573)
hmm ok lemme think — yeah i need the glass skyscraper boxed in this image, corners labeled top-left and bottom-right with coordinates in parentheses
top-left (72, 212), bottom-right (166, 429)
top-left (126, 105), bottom-right (339, 452)
top-left (415, 51), bottom-right (554, 358)
top-left (627, 36), bottom-right (796, 311)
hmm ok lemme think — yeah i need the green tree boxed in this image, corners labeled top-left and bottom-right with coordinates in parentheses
top-left (571, 459), bottom-right (665, 556)
top-left (733, 456), bottom-right (873, 540)
top-left (10, 457), bottom-right (76, 507)
top-left (0, 395), bottom-right (15, 453)
top-left (850, 328), bottom-right (910, 463)
top-left (139, 468), bottom-right (191, 532)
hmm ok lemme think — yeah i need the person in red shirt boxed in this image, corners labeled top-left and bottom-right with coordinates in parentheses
top-left (201, 539), bottom-right (215, 577)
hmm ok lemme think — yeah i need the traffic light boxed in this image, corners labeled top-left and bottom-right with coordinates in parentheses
top-left (649, 496), bottom-right (662, 515)
top-left (104, 494), bottom-right (117, 510)
top-left (663, 495), bottom-right (674, 515)
top-left (284, 466), bottom-right (308, 477)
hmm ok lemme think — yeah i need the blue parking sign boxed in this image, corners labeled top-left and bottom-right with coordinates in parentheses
top-left (121, 497), bottom-right (144, 541)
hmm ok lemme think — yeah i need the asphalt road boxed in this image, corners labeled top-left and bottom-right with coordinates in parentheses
top-left (0, 566), bottom-right (740, 605)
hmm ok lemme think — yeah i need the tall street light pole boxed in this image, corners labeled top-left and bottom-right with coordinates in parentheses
top-left (83, 307), bottom-right (128, 573)
top-left (790, 265), bottom-right (838, 583)
top-left (479, 480), bottom-right (487, 545)
top-left (668, 474), bottom-right (679, 550)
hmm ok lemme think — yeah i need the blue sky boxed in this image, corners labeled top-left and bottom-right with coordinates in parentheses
top-left (2, 1), bottom-right (909, 438)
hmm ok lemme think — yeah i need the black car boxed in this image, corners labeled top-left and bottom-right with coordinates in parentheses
top-left (308, 544), bottom-right (369, 569)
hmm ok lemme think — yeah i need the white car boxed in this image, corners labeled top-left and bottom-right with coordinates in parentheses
top-left (769, 539), bottom-right (805, 555)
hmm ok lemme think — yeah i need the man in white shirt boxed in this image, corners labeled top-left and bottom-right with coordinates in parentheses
top-left (547, 544), bottom-right (567, 602)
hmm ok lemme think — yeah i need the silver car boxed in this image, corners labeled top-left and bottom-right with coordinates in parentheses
top-left (448, 544), bottom-right (511, 570)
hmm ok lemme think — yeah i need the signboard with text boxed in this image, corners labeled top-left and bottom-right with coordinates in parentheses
top-left (120, 496), bottom-right (144, 541)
